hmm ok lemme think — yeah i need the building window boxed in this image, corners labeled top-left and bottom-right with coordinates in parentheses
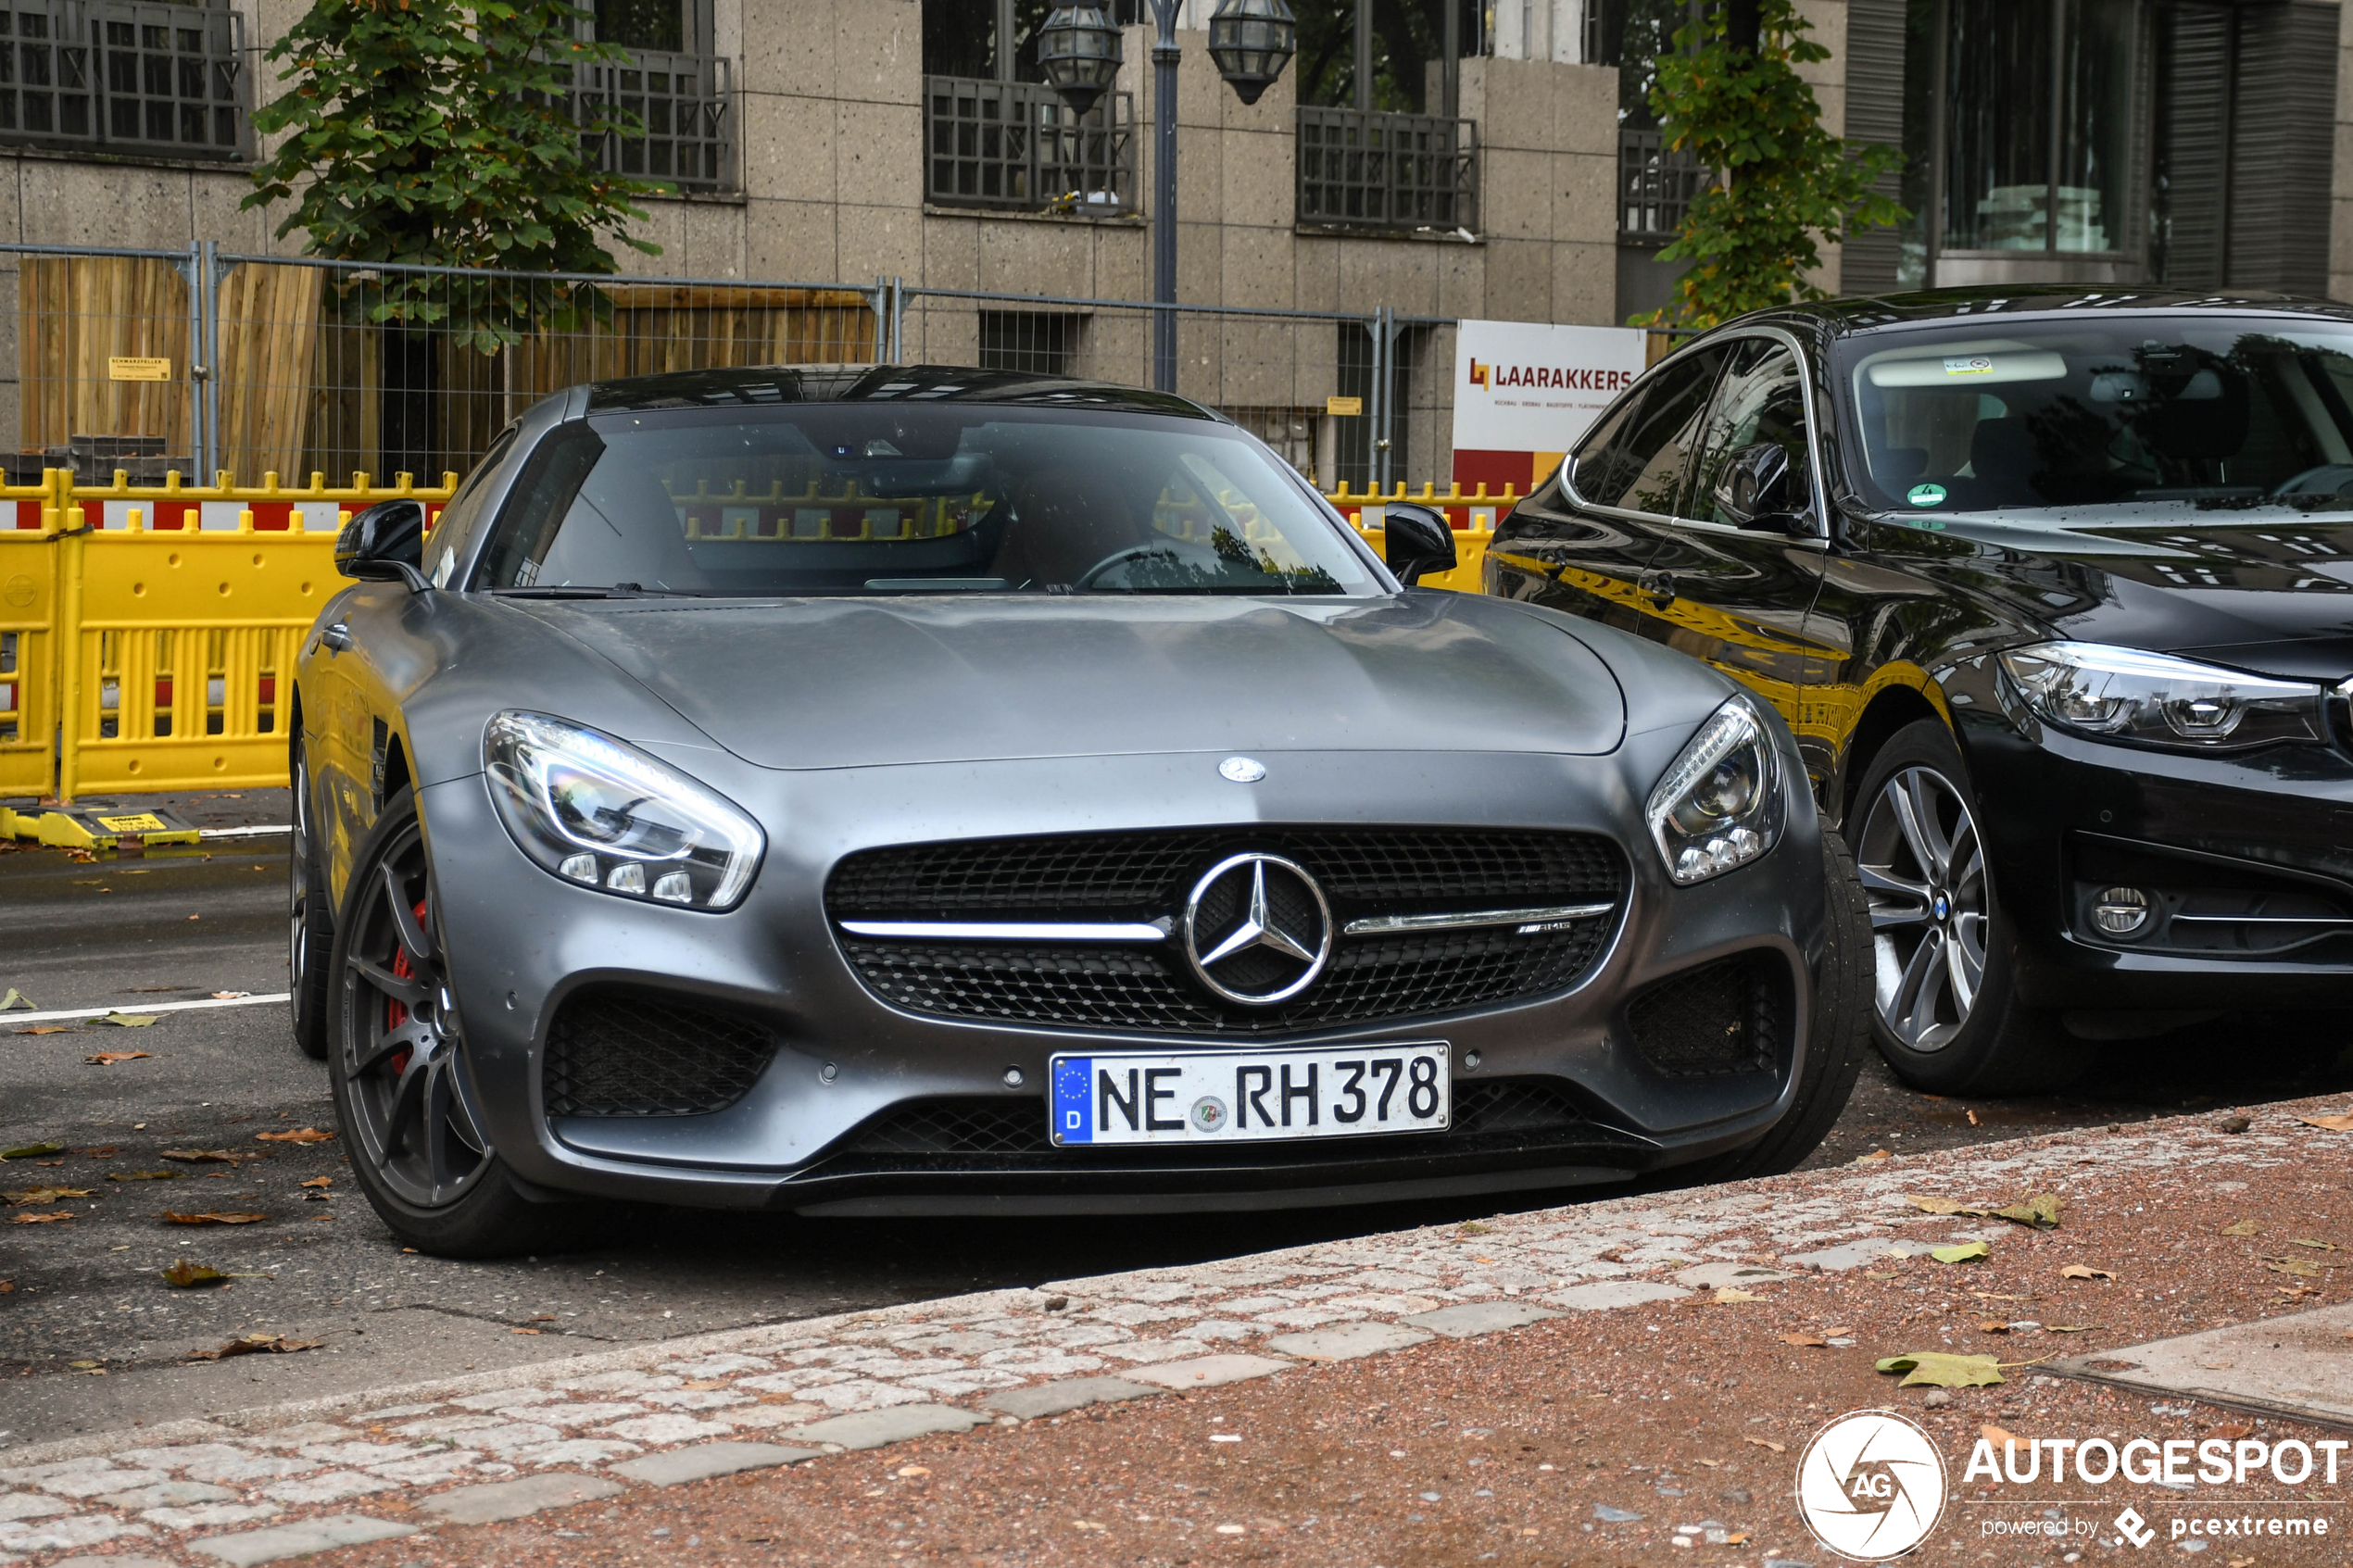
top-left (978, 312), bottom-right (1082, 377)
top-left (1940, 0), bottom-right (2138, 256)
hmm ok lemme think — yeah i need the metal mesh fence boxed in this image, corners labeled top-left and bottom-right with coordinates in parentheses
top-left (0, 245), bottom-right (1444, 492)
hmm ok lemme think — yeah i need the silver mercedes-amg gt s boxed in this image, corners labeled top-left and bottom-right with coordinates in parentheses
top-left (288, 365), bottom-right (1869, 1257)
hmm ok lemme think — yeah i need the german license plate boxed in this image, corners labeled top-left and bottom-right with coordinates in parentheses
top-left (1048, 1043), bottom-right (1450, 1147)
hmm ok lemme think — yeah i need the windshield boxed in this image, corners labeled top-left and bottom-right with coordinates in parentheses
top-left (1833, 316), bottom-right (2353, 521)
top-left (470, 405), bottom-right (1376, 596)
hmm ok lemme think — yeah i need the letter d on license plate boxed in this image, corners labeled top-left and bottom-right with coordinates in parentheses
top-left (1048, 1044), bottom-right (1450, 1146)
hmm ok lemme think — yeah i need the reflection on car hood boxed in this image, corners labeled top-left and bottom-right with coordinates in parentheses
top-left (508, 594), bottom-right (1628, 769)
top-left (1920, 513), bottom-right (2353, 679)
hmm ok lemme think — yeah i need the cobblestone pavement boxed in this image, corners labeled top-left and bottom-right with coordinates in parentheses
top-left (6, 1096), bottom-right (2349, 1566)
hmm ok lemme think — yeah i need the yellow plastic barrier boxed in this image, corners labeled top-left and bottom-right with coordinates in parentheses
top-left (1326, 480), bottom-right (1519, 596)
top-left (5, 468), bottom-right (457, 806)
top-left (0, 479), bottom-right (67, 796)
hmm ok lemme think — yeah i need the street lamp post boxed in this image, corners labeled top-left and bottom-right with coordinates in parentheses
top-left (1039, 2), bottom-right (1294, 395)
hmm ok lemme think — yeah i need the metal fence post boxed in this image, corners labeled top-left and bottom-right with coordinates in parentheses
top-left (178, 241), bottom-right (206, 479)
top-left (201, 241), bottom-right (222, 481)
top-left (1368, 307), bottom-right (1390, 495)
top-left (889, 275), bottom-right (906, 365)
top-left (869, 275), bottom-right (889, 364)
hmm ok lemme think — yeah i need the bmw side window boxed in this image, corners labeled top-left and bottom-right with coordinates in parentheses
top-left (1574, 347), bottom-right (1728, 515)
top-left (1686, 339), bottom-right (1816, 528)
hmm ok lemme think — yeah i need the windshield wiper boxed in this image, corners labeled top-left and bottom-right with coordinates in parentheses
top-left (492, 583), bottom-right (711, 598)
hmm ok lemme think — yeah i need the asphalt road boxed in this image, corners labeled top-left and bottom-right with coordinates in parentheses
top-left (4, 788), bottom-right (2349, 1452)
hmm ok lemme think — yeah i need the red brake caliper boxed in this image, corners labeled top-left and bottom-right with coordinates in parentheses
top-left (384, 897), bottom-right (429, 1077)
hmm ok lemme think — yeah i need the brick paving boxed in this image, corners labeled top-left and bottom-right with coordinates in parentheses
top-left (2, 1098), bottom-right (2347, 1565)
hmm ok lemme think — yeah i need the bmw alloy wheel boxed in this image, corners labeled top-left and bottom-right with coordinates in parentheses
top-left (336, 822), bottom-right (495, 1208)
top-left (1856, 765), bottom-right (1987, 1053)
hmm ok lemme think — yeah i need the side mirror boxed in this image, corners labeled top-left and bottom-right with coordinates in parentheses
top-left (1382, 501), bottom-right (1458, 588)
top-left (1713, 442), bottom-right (1809, 534)
top-left (335, 499), bottom-right (431, 592)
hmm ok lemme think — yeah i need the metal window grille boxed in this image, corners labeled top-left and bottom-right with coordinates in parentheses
top-left (573, 46), bottom-right (733, 194)
top-left (1295, 107), bottom-right (1478, 234)
top-left (924, 75), bottom-right (1135, 214)
top-left (977, 310), bottom-right (1081, 376)
top-left (0, 0), bottom-right (241, 158)
top-left (1618, 126), bottom-right (1706, 241)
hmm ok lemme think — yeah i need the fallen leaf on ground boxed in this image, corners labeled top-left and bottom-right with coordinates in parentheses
top-left (107, 1170), bottom-right (182, 1182)
top-left (1877, 1351), bottom-right (2006, 1388)
top-left (5, 1187), bottom-right (92, 1205)
top-left (510, 1327), bottom-right (540, 1336)
top-left (1978, 1320), bottom-right (2012, 1334)
top-left (1981, 1424), bottom-right (2020, 1449)
top-left (13, 1026), bottom-right (72, 1035)
top-left (1966, 1109), bottom-right (1980, 1125)
top-left (2209, 1422), bottom-right (2255, 1440)
top-left (1970, 1292), bottom-right (2029, 1302)
top-left (1990, 1195), bottom-right (2062, 1230)
top-left (1458, 1221), bottom-right (1491, 1236)
top-left (2292, 1238), bottom-right (2341, 1251)
top-left (1780, 1332), bottom-right (1829, 1348)
top-left (2060, 1264), bottom-right (2112, 1280)
top-left (162, 1211), bottom-right (268, 1225)
top-left (84, 1050), bottom-right (152, 1065)
top-left (97, 1013), bottom-right (158, 1027)
top-left (1907, 1197), bottom-right (1978, 1216)
top-left (2221, 1220), bottom-right (2263, 1236)
top-left (2298, 1112), bottom-right (2353, 1132)
top-left (0, 1143), bottom-right (64, 1160)
top-left (681, 1378), bottom-right (730, 1390)
top-left (532, 1314), bottom-right (556, 1322)
top-left (1823, 1325), bottom-right (1854, 1336)
top-left (9, 1210), bottom-right (73, 1223)
top-left (254, 1127), bottom-right (333, 1144)
top-left (299, 1175), bottom-right (333, 1189)
top-left (898, 1465), bottom-right (931, 1479)
top-left (161, 1148), bottom-right (260, 1164)
top-left (1851, 1148), bottom-right (1893, 1164)
top-left (2264, 1258), bottom-right (2322, 1278)
top-left (209, 990), bottom-right (250, 999)
top-left (2048, 1324), bottom-right (2095, 1333)
top-left (1743, 1437), bottom-right (1786, 1454)
top-left (1932, 1242), bottom-right (1991, 1264)
top-left (186, 1332), bottom-right (321, 1361)
top-left (0, 1280), bottom-right (13, 1293)
top-left (0, 988), bottom-right (34, 1010)
top-left (1714, 1287), bottom-right (1761, 1303)
top-left (76, 1147), bottom-right (119, 1157)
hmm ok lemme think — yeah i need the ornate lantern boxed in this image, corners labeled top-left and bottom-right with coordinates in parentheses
top-left (1208, 0), bottom-right (1298, 107)
top-left (1038, 6), bottom-right (1125, 118)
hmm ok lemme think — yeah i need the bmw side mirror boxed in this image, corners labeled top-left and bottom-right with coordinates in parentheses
top-left (1382, 502), bottom-right (1457, 588)
top-left (1715, 442), bottom-right (1808, 534)
top-left (336, 499), bottom-right (432, 593)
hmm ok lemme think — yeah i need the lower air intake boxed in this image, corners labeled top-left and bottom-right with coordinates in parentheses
top-left (1626, 954), bottom-right (1783, 1077)
top-left (543, 993), bottom-right (778, 1117)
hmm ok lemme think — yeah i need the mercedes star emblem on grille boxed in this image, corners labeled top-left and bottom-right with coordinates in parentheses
top-left (1218, 756), bottom-right (1267, 783)
top-left (1181, 851), bottom-right (1333, 1005)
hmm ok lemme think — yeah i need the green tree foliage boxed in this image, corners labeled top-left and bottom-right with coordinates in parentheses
top-left (1639, 0), bottom-right (1905, 329)
top-left (244, 0), bottom-right (664, 346)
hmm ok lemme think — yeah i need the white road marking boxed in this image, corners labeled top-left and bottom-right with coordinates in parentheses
top-left (3, 992), bottom-right (290, 1025)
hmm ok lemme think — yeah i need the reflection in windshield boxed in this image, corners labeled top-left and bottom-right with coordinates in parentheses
top-left (1836, 318), bottom-right (2353, 521)
top-left (470, 406), bottom-right (1368, 596)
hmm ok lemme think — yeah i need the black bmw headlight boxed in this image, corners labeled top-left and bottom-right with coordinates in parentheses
top-left (484, 710), bottom-right (766, 910)
top-left (1646, 694), bottom-right (1787, 885)
top-left (1997, 641), bottom-right (2326, 752)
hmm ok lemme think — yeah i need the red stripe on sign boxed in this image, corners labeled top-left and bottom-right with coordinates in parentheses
top-left (14, 499), bottom-right (41, 529)
top-left (247, 502), bottom-right (294, 531)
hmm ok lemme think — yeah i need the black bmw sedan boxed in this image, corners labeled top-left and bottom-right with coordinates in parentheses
top-left (291, 365), bottom-right (1868, 1256)
top-left (1488, 291), bottom-right (2353, 1097)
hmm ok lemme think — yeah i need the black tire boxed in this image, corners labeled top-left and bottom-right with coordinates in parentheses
top-left (328, 786), bottom-right (582, 1259)
top-left (1849, 720), bottom-right (2094, 1096)
top-left (1676, 829), bottom-right (1874, 1183)
top-left (288, 741), bottom-right (336, 1061)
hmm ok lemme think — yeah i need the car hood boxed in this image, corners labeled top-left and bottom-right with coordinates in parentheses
top-left (508, 593), bottom-right (1629, 769)
top-left (1920, 513), bottom-right (2353, 681)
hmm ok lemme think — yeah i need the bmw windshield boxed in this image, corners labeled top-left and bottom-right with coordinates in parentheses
top-left (1834, 316), bottom-right (2353, 522)
top-left (469, 405), bottom-right (1376, 596)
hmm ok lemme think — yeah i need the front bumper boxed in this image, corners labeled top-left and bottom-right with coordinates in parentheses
top-left (1955, 677), bottom-right (2353, 1010)
top-left (420, 736), bottom-right (1829, 1215)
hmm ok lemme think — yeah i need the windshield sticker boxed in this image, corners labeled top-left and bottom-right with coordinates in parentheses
top-left (1907, 483), bottom-right (1948, 508)
top-left (1944, 357), bottom-right (1995, 376)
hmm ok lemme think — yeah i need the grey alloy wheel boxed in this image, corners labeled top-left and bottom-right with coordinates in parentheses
top-left (1856, 763), bottom-right (1987, 1054)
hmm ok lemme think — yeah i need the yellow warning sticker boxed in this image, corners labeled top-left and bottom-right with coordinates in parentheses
top-left (95, 813), bottom-right (169, 832)
top-left (107, 357), bottom-right (172, 383)
top-left (1326, 395), bottom-right (1364, 417)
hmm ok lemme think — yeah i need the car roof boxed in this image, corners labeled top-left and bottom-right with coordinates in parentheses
top-left (1754, 287), bottom-right (2353, 341)
top-left (582, 363), bottom-right (1222, 419)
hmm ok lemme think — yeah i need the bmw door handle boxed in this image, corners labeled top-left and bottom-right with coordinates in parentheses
top-left (318, 623), bottom-right (353, 654)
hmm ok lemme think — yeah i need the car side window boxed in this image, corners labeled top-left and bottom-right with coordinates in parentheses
top-left (1686, 338), bottom-right (1815, 528)
top-left (423, 428), bottom-right (520, 586)
top-left (1572, 346), bottom-right (1728, 515)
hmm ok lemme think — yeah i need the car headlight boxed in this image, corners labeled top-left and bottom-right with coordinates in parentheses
top-left (1647, 694), bottom-right (1787, 885)
top-left (1996, 642), bottom-right (2325, 751)
top-left (484, 710), bottom-right (765, 910)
